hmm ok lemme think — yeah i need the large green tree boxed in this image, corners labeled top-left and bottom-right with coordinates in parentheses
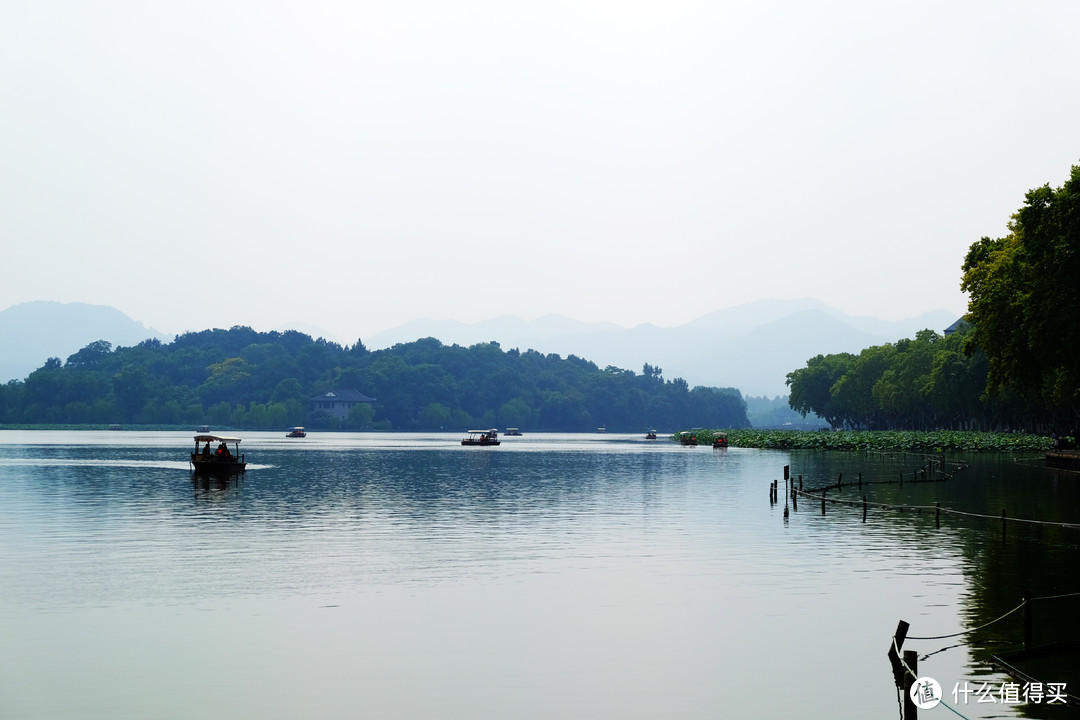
top-left (961, 163), bottom-right (1080, 407)
top-left (786, 353), bottom-right (854, 428)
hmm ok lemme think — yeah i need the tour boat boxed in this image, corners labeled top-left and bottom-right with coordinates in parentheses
top-left (505, 428), bottom-right (523, 436)
top-left (191, 434), bottom-right (247, 473)
top-left (286, 426), bottom-right (307, 438)
top-left (712, 433), bottom-right (728, 448)
top-left (461, 429), bottom-right (500, 446)
top-left (645, 430), bottom-right (657, 439)
top-left (679, 431), bottom-right (699, 446)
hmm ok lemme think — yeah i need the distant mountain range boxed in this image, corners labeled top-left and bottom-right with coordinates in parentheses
top-left (364, 298), bottom-right (960, 396)
top-left (0, 298), bottom-right (960, 396)
top-left (0, 302), bottom-right (168, 383)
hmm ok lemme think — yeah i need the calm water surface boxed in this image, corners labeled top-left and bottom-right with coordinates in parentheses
top-left (1, 430), bottom-right (1078, 719)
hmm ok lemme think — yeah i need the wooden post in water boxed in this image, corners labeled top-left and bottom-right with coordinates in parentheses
top-left (821, 489), bottom-right (826, 515)
top-left (888, 620), bottom-right (910, 687)
top-left (862, 496), bottom-right (867, 523)
top-left (903, 651), bottom-right (918, 719)
top-left (838, 473), bottom-right (843, 490)
top-left (784, 465), bottom-right (789, 481)
top-left (935, 502), bottom-right (940, 529)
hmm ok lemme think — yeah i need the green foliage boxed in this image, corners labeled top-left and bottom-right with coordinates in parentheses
top-left (780, 163), bottom-right (1080, 433)
top-left (0, 330), bottom-right (752, 432)
top-left (684, 429), bottom-right (1053, 453)
top-left (786, 353), bottom-right (853, 428)
top-left (64, 340), bottom-right (113, 370)
top-left (782, 324), bottom-right (1064, 432)
top-left (961, 163), bottom-right (1080, 408)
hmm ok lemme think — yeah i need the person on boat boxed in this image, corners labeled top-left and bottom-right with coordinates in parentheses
top-left (217, 442), bottom-right (228, 458)
top-left (202, 442), bottom-right (211, 459)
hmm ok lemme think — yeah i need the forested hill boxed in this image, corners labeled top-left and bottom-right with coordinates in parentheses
top-left (0, 326), bottom-right (750, 432)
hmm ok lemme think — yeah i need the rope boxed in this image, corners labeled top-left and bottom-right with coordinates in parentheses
top-left (906, 599), bottom-right (1027, 640)
top-left (1031, 590), bottom-right (1080, 601)
top-left (794, 488), bottom-right (1080, 529)
top-left (938, 698), bottom-right (973, 719)
top-left (919, 642), bottom-right (965, 660)
top-left (892, 637), bottom-right (974, 720)
top-left (907, 590), bottom-right (1080, 646)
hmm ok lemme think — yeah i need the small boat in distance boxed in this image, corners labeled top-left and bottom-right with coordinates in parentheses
top-left (196, 424), bottom-right (210, 433)
top-left (462, 429), bottom-right (500, 446)
top-left (505, 428), bottom-right (523, 436)
top-left (645, 430), bottom-right (657, 439)
top-left (191, 434), bottom-right (247, 474)
top-left (679, 431), bottom-right (699, 446)
top-left (286, 427), bottom-right (307, 438)
top-left (712, 433), bottom-right (728, 448)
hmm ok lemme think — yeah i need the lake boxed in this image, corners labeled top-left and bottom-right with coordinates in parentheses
top-left (1, 430), bottom-right (1077, 719)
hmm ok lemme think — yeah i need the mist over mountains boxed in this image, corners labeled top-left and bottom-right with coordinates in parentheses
top-left (364, 298), bottom-right (959, 396)
top-left (0, 299), bottom-right (959, 396)
top-left (0, 302), bottom-right (168, 385)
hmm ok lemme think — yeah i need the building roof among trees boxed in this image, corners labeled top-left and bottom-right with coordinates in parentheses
top-left (311, 388), bottom-right (376, 402)
top-left (944, 318), bottom-right (970, 336)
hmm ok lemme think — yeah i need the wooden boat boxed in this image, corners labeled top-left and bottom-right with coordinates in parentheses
top-left (462, 429), bottom-right (500, 446)
top-left (679, 431), bottom-right (699, 446)
top-left (712, 433), bottom-right (728, 448)
top-left (645, 430), bottom-right (657, 439)
top-left (286, 426), bottom-right (307, 438)
top-left (191, 434), bottom-right (247, 473)
top-left (505, 428), bottom-right (523, 436)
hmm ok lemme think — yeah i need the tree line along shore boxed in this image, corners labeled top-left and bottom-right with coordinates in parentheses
top-left (676, 429), bottom-right (1058, 453)
top-left (4, 164), bottom-right (1077, 438)
top-left (0, 423), bottom-right (1058, 454)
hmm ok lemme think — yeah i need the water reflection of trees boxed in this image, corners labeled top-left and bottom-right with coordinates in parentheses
top-left (787, 450), bottom-right (1080, 714)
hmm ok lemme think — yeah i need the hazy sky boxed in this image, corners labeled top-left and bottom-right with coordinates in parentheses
top-left (2, 0), bottom-right (1078, 343)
